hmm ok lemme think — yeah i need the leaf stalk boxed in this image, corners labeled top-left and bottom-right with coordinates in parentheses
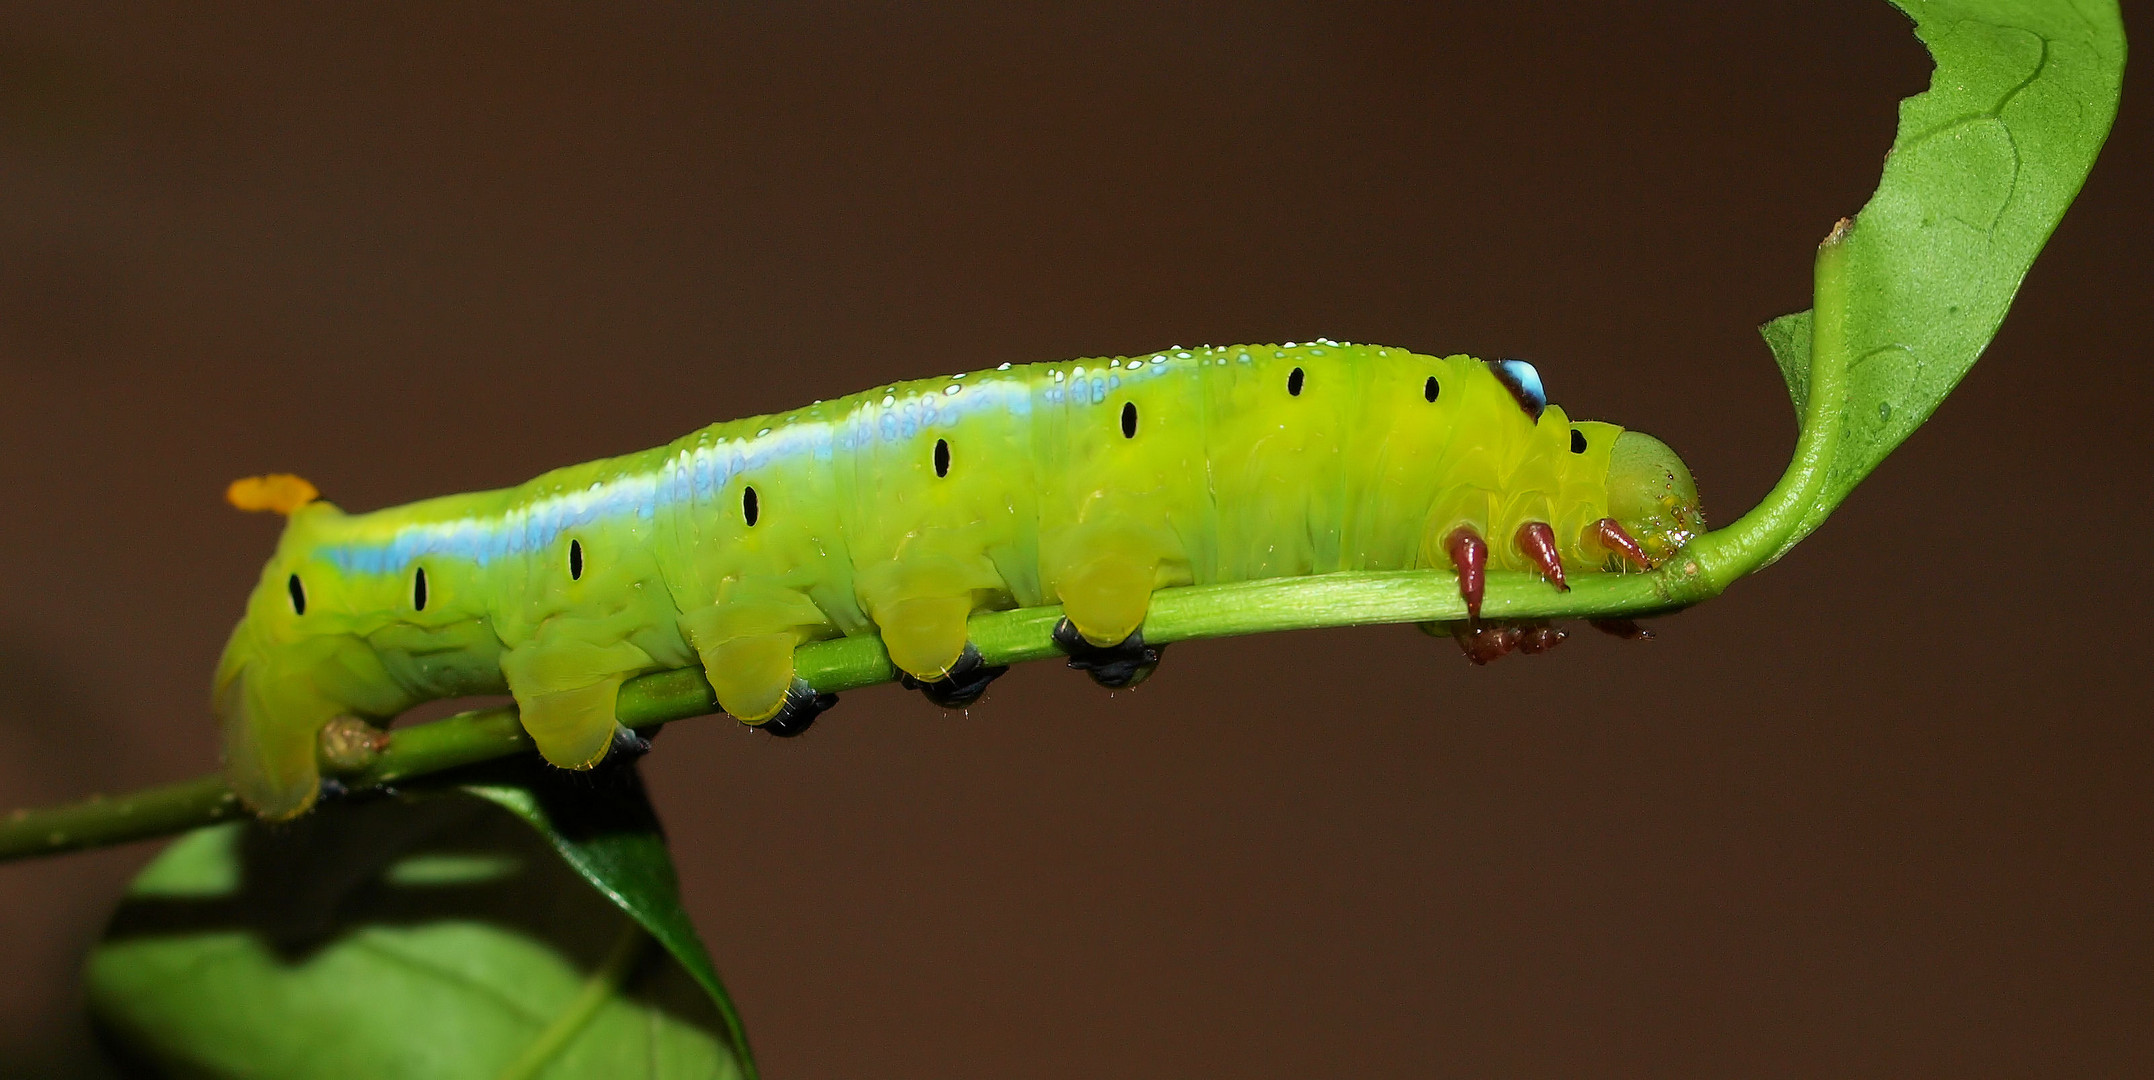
top-left (1686, 218), bottom-right (1856, 588)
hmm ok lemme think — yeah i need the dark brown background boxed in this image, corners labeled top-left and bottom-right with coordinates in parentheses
top-left (1, 3), bottom-right (2146, 1077)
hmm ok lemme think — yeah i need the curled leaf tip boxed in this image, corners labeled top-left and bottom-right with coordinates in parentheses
top-left (226, 474), bottom-right (319, 515)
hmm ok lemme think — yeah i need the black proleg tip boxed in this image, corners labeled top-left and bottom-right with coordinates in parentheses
top-left (756, 679), bottom-right (838, 738)
top-left (900, 642), bottom-right (1009, 709)
top-left (1052, 617), bottom-right (1164, 690)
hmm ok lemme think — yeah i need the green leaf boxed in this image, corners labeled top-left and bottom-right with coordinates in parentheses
top-left (85, 765), bottom-right (751, 1080)
top-left (457, 758), bottom-right (757, 1076)
top-left (1757, 0), bottom-right (2124, 551)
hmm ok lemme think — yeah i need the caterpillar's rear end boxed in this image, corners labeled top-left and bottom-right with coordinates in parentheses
top-left (218, 476), bottom-right (514, 819)
top-left (216, 487), bottom-right (403, 819)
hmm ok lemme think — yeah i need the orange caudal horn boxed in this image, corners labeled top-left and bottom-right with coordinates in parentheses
top-left (1515, 522), bottom-right (1568, 592)
top-left (227, 474), bottom-right (320, 516)
top-left (1591, 517), bottom-right (1653, 571)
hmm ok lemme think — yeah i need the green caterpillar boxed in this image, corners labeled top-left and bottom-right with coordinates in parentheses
top-left (217, 342), bottom-right (1702, 819)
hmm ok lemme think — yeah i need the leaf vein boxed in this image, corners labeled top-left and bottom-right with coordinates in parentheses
top-left (346, 935), bottom-right (555, 1025)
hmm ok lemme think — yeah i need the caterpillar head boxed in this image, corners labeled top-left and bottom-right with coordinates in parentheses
top-left (1604, 431), bottom-right (1703, 565)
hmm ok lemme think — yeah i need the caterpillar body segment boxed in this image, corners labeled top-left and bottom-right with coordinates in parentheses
top-left (217, 343), bottom-right (1702, 819)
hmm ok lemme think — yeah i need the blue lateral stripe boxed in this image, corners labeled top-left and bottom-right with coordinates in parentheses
top-left (319, 378), bottom-right (1034, 574)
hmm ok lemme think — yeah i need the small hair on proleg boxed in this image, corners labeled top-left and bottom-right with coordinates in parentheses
top-left (608, 725), bottom-right (654, 759)
top-left (900, 642), bottom-right (1009, 709)
top-left (753, 679), bottom-right (838, 738)
top-left (1053, 617), bottom-right (1163, 689)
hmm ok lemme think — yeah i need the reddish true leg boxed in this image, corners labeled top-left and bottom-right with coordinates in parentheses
top-left (1451, 622), bottom-right (1521, 665)
top-left (1588, 618), bottom-right (1654, 640)
top-left (1445, 526), bottom-right (1489, 621)
top-left (1445, 619), bottom-right (1564, 663)
top-left (1517, 621), bottom-right (1567, 654)
top-left (1592, 517), bottom-right (1653, 571)
top-left (1515, 522), bottom-right (1568, 592)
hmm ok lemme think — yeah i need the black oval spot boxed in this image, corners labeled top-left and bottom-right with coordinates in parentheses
top-left (1570, 429), bottom-right (1588, 454)
top-left (743, 485), bottom-right (760, 527)
top-left (934, 438), bottom-right (950, 478)
top-left (1287, 367), bottom-right (1305, 397)
top-left (1424, 376), bottom-right (1440, 402)
top-left (1120, 401), bottom-right (1137, 439)
top-left (287, 573), bottom-right (306, 616)
top-left (413, 566), bottom-right (428, 611)
top-left (569, 539), bottom-right (584, 580)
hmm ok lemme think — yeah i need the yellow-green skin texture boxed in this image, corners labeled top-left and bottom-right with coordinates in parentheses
top-left (217, 342), bottom-right (1690, 819)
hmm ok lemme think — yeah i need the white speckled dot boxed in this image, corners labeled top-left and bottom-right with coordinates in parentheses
top-left (881, 395), bottom-right (895, 406)
top-left (944, 385), bottom-right (961, 395)
top-left (997, 362), bottom-right (1011, 370)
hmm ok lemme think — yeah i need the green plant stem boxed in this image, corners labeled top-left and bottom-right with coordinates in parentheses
top-left (0, 567), bottom-right (1675, 861)
top-left (1, 775), bottom-right (244, 860)
top-left (1687, 218), bottom-right (1855, 587)
top-left (0, 222), bottom-right (1856, 864)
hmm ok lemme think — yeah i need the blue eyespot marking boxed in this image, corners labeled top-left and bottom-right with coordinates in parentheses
top-left (1489, 358), bottom-right (1547, 421)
